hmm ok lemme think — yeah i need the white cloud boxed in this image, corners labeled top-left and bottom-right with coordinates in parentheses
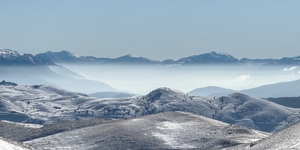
top-left (283, 66), bottom-right (298, 71)
top-left (237, 75), bottom-right (250, 81)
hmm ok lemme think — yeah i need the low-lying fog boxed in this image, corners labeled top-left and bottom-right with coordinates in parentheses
top-left (63, 65), bottom-right (300, 94)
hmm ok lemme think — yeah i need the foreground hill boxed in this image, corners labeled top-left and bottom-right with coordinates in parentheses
top-left (1, 83), bottom-right (300, 133)
top-left (0, 119), bottom-right (115, 142)
top-left (24, 111), bottom-right (269, 150)
top-left (227, 119), bottom-right (300, 150)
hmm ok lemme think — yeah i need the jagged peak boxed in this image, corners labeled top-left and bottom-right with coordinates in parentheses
top-left (0, 49), bottom-right (21, 57)
top-left (0, 80), bottom-right (18, 86)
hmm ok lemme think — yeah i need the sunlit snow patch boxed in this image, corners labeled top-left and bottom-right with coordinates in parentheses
top-left (0, 138), bottom-right (28, 150)
top-left (153, 121), bottom-right (196, 149)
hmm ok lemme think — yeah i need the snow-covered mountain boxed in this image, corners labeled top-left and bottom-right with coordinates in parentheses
top-left (177, 51), bottom-right (238, 65)
top-left (37, 51), bottom-right (241, 65)
top-left (6, 49), bottom-right (300, 66)
top-left (34, 50), bottom-right (110, 64)
top-left (1, 83), bottom-right (299, 133)
top-left (34, 51), bottom-right (158, 65)
top-left (23, 111), bottom-right (269, 150)
top-left (0, 49), bottom-right (55, 65)
top-left (107, 54), bottom-right (160, 65)
top-left (0, 49), bottom-right (21, 58)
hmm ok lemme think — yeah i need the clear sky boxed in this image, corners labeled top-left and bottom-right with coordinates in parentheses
top-left (1, 0), bottom-right (300, 60)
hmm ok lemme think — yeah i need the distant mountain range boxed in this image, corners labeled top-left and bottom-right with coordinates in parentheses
top-left (188, 86), bottom-right (236, 97)
top-left (2, 49), bottom-right (300, 66)
top-left (0, 49), bottom-right (55, 66)
top-left (32, 50), bottom-right (300, 65)
top-left (188, 78), bottom-right (300, 98)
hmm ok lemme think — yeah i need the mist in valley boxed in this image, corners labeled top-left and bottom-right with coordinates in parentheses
top-left (62, 64), bottom-right (300, 95)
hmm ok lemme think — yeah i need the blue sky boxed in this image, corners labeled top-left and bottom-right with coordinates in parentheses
top-left (1, 0), bottom-right (300, 60)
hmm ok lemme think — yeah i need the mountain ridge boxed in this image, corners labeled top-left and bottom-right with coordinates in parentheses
top-left (3, 49), bottom-right (300, 66)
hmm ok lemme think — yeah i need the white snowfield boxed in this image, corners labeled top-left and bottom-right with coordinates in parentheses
top-left (1, 84), bottom-right (300, 133)
top-left (0, 137), bottom-right (33, 150)
top-left (0, 139), bottom-right (24, 150)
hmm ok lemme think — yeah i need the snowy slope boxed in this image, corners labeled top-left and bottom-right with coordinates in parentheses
top-left (1, 84), bottom-right (299, 133)
top-left (25, 111), bottom-right (270, 150)
top-left (0, 84), bottom-right (91, 124)
top-left (0, 137), bottom-right (35, 150)
top-left (227, 121), bottom-right (300, 150)
top-left (0, 119), bottom-right (116, 142)
top-left (0, 120), bottom-right (43, 141)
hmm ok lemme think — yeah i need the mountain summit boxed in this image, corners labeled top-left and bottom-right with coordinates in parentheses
top-left (0, 49), bottom-right (54, 65)
top-left (177, 51), bottom-right (238, 64)
top-left (0, 49), bottom-right (21, 58)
